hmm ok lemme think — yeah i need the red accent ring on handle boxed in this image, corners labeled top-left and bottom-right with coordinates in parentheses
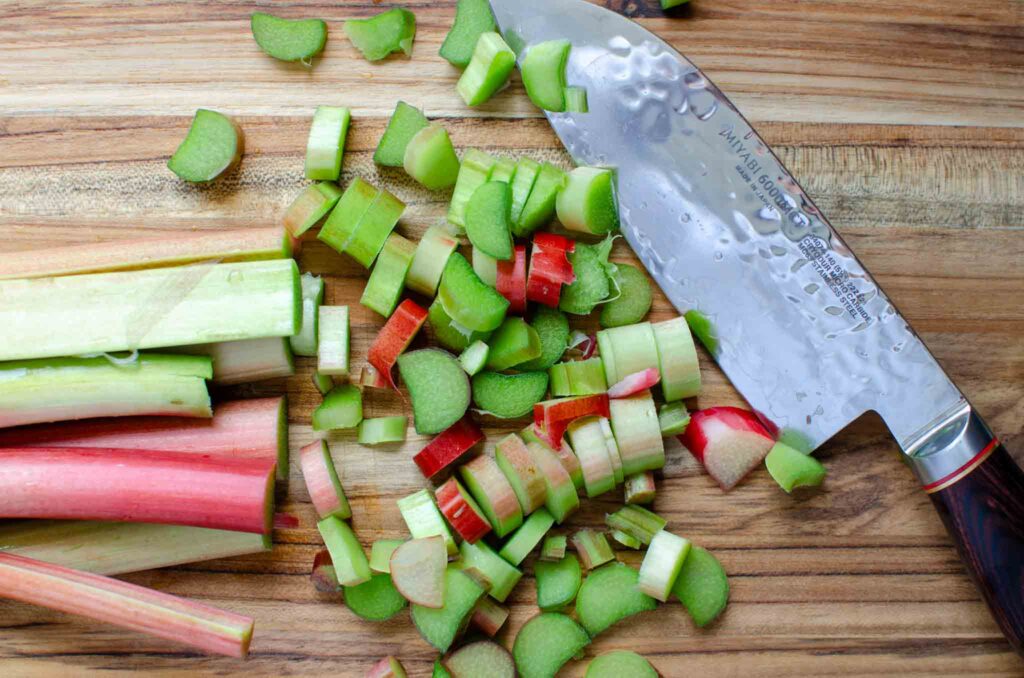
top-left (923, 438), bottom-right (1000, 494)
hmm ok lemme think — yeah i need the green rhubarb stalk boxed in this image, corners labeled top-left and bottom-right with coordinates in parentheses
top-left (357, 416), bottom-right (408, 445)
top-left (658, 401), bottom-right (690, 436)
top-left (465, 181), bottom-right (514, 260)
top-left (514, 163), bottom-right (567, 237)
top-left (439, 0), bottom-right (496, 67)
top-left (472, 371), bottom-right (549, 419)
top-left (575, 562), bottom-right (656, 636)
top-left (312, 385), bottom-right (363, 431)
top-left (375, 101), bottom-right (430, 167)
top-left (305, 106), bottom-right (351, 181)
top-left (458, 340), bottom-right (490, 376)
top-left (624, 471), bottom-right (657, 505)
top-left (560, 235), bottom-right (615, 315)
top-left (456, 32), bottom-right (515, 107)
top-left (397, 489), bottom-right (457, 556)
top-left (370, 539), bottom-right (405, 573)
top-left (284, 182), bottom-right (343, 237)
top-left (427, 297), bottom-right (493, 352)
top-left (585, 651), bottom-right (658, 678)
top-left (250, 12), bottom-right (327, 63)
top-left (485, 317), bottom-right (541, 370)
top-left (448, 149), bottom-right (497, 230)
top-left (765, 441), bottom-right (827, 492)
top-left (317, 516), bottom-right (371, 586)
top-left (521, 40), bottom-right (571, 112)
top-left (571, 529), bottom-right (614, 570)
top-left (535, 552), bottom-right (581, 611)
top-left (174, 337), bottom-right (294, 385)
top-left (513, 613), bottom-right (590, 678)
top-left (497, 508), bottom-right (555, 566)
top-left (361, 233), bottom-right (416, 317)
top-left (344, 8), bottom-right (416, 61)
top-left (407, 225), bottom-right (459, 297)
top-left (556, 167), bottom-right (619, 235)
top-left (397, 349), bottom-right (470, 435)
top-left (488, 156), bottom-right (516, 183)
top-left (608, 391), bottom-right (665, 476)
top-left (437, 252), bottom-right (509, 332)
top-left (549, 357), bottom-right (607, 396)
top-left (519, 306), bottom-right (570, 371)
top-left (167, 109), bottom-right (243, 183)
top-left (472, 248), bottom-right (498, 287)
top-left (0, 259), bottom-right (300, 363)
top-left (404, 124), bottom-right (460, 190)
top-left (611, 529), bottom-right (642, 549)
top-left (345, 573), bottom-right (407, 622)
top-left (0, 354), bottom-right (212, 429)
top-left (605, 505), bottom-right (667, 545)
top-left (540, 534), bottom-right (567, 561)
top-left (672, 545), bottom-right (729, 627)
top-left (600, 264), bottom-right (652, 328)
top-left (289, 273), bottom-right (324, 356)
top-left (637, 529), bottom-right (690, 601)
top-left (317, 306), bottom-right (350, 376)
top-left (0, 521), bottom-right (270, 576)
top-left (319, 179), bottom-right (405, 268)
top-left (564, 86), bottom-right (589, 113)
top-left (509, 158), bottom-right (541, 227)
top-left (459, 540), bottom-right (522, 602)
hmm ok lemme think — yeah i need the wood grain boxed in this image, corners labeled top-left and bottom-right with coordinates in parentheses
top-left (0, 0), bottom-right (1022, 675)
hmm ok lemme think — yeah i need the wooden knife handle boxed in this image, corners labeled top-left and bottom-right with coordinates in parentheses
top-left (924, 439), bottom-right (1024, 656)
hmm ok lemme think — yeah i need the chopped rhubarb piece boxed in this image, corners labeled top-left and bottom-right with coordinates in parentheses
top-left (680, 406), bottom-right (775, 490)
top-left (624, 471), bottom-right (657, 505)
top-left (540, 534), bottom-right (567, 561)
top-left (390, 536), bottom-right (447, 608)
top-left (367, 656), bottom-right (408, 678)
top-left (496, 244), bottom-right (528, 314)
top-left (637, 529), bottom-right (690, 602)
top-left (605, 505), bottom-right (667, 546)
top-left (317, 516), bottom-right (371, 587)
top-left (354, 365), bottom-right (390, 389)
top-left (533, 394), bottom-right (610, 449)
top-left (495, 434), bottom-right (548, 516)
top-left (0, 447), bottom-right (275, 534)
top-left (607, 368), bottom-right (660, 399)
top-left (526, 232), bottom-right (576, 307)
top-left (571, 529), bottom-right (614, 570)
top-left (460, 455), bottom-right (523, 538)
top-left (311, 549), bottom-right (340, 592)
top-left (471, 596), bottom-right (510, 637)
top-left (397, 490), bottom-right (457, 555)
top-left (564, 330), bottom-right (597, 360)
top-left (299, 440), bottom-right (351, 520)
top-left (413, 417), bottom-right (485, 479)
top-left (0, 553), bottom-right (254, 657)
top-left (368, 299), bottom-right (429, 389)
top-left (436, 477), bottom-right (492, 543)
top-left (608, 391), bottom-right (665, 476)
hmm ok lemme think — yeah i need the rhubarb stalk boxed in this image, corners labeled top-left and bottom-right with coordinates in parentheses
top-left (0, 553), bottom-right (254, 657)
top-left (413, 417), bottom-right (485, 478)
top-left (496, 244), bottom-right (528, 314)
top-left (368, 299), bottom-right (429, 389)
top-left (526, 232), bottom-right (575, 307)
top-left (0, 448), bottom-right (275, 534)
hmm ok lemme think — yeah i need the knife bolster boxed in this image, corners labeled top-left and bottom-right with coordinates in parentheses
top-left (904, 402), bottom-right (995, 490)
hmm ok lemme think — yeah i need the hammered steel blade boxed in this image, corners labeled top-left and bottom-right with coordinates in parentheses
top-left (490, 0), bottom-right (964, 453)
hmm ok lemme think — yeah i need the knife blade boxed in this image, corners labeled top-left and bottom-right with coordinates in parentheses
top-left (490, 0), bottom-right (1024, 655)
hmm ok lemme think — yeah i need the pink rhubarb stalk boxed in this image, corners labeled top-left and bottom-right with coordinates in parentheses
top-left (368, 299), bottom-right (429, 390)
top-left (533, 394), bottom-right (611, 449)
top-left (0, 447), bottom-right (275, 534)
top-left (435, 477), bottom-right (492, 543)
top-left (679, 406), bottom-right (775, 490)
top-left (496, 244), bottom-right (528, 314)
top-left (526, 233), bottom-right (575, 307)
top-left (353, 365), bottom-right (390, 389)
top-left (607, 368), bottom-right (661, 399)
top-left (298, 440), bottom-right (351, 519)
top-left (0, 552), bottom-right (254, 657)
top-left (413, 417), bottom-right (485, 478)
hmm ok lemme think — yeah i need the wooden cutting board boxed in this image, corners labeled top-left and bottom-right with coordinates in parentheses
top-left (0, 0), bottom-right (1022, 675)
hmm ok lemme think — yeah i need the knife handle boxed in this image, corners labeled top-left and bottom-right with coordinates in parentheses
top-left (908, 408), bottom-right (1024, 656)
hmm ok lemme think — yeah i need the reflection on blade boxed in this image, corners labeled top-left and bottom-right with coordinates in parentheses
top-left (490, 0), bottom-right (963, 451)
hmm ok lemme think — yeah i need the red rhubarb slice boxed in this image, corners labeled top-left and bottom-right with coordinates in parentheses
top-left (533, 394), bottom-right (611, 449)
top-left (526, 232), bottom-right (576, 307)
top-left (368, 298), bottom-right (429, 390)
top-left (311, 549), bottom-right (340, 593)
top-left (496, 244), bottom-right (528, 314)
top-left (0, 447), bottom-right (275, 534)
top-left (607, 368), bottom-right (660, 399)
top-left (436, 476), bottom-right (492, 543)
top-left (413, 417), bottom-right (485, 478)
top-left (680, 406), bottom-right (775, 490)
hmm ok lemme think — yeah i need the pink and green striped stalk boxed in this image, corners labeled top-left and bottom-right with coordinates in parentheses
top-left (298, 440), bottom-right (352, 519)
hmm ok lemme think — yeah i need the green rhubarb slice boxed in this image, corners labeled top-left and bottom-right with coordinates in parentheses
top-left (556, 167), bottom-right (619, 235)
top-left (317, 305), bottom-right (350, 376)
top-left (344, 572), bottom-right (407, 621)
top-left (522, 40), bottom-right (571, 112)
top-left (407, 225), bottom-right (459, 297)
top-left (540, 534), bottom-right (567, 561)
top-left (498, 508), bottom-right (554, 566)
top-left (283, 182), bottom-right (343, 237)
top-left (449, 149), bottom-right (497, 230)
top-left (361, 233), bottom-right (416, 317)
top-left (472, 248), bottom-right (498, 287)
top-left (685, 309), bottom-right (719, 356)
top-left (305, 106), bottom-right (350, 181)
top-left (605, 505), bottom-right (667, 545)
top-left (535, 552), bottom-right (581, 612)
top-left (404, 124), bottom-right (460, 190)
top-left (411, 568), bottom-right (486, 652)
top-left (346, 188), bottom-right (406, 268)
top-left (465, 181), bottom-right (514, 260)
top-left (313, 384), bottom-right (363, 431)
top-left (513, 163), bottom-right (566, 237)
top-left (438, 253), bottom-right (509, 332)
top-left (600, 264), bottom-right (651, 328)
top-left (458, 340), bottom-right (490, 376)
top-left (611, 529), bottom-right (642, 549)
top-left (312, 371), bottom-right (334, 394)
top-left (444, 641), bottom-right (515, 677)
top-left (525, 441), bottom-right (580, 523)
top-left (370, 539), bottom-right (405, 573)
top-left (167, 109), bottom-right (241, 183)
top-left (548, 357), bottom-right (607, 396)
top-left (344, 8), bottom-right (416, 61)
top-left (357, 416), bottom-right (408, 445)
top-left (576, 562), bottom-right (657, 636)
top-left (375, 101), bottom-right (429, 167)
top-left (560, 235), bottom-right (614, 315)
top-left (571, 529), bottom-right (614, 570)
top-left (658, 401), bottom-right (690, 436)
top-left (585, 651), bottom-right (657, 678)
top-left (486, 317), bottom-right (541, 370)
top-left (564, 86), bottom-right (589, 113)
top-left (672, 545), bottom-right (729, 627)
top-left (398, 489), bottom-right (457, 555)
top-left (488, 157), bottom-right (516, 183)
top-left (459, 540), bottom-right (522, 602)
top-left (510, 158), bottom-right (541, 226)
top-left (250, 12), bottom-right (327, 62)
top-left (519, 306), bottom-right (570, 371)
top-left (597, 321), bottom-right (660, 386)
top-left (397, 348), bottom-right (470, 434)
top-left (472, 371), bottom-right (549, 419)
top-left (512, 613), bottom-right (590, 678)
top-left (433, 659), bottom-right (453, 678)
top-left (290, 273), bottom-right (324, 357)
top-left (566, 417), bottom-right (615, 498)
top-left (318, 516), bottom-right (372, 586)
top-left (457, 32), bottom-right (515, 107)
top-left (624, 472), bottom-right (657, 505)
top-left (765, 442), bottom-right (827, 492)
top-left (460, 456), bottom-right (523, 538)
top-left (495, 434), bottom-right (548, 516)
top-left (600, 417), bottom-right (625, 484)
top-left (318, 178), bottom-right (377, 256)
top-left (638, 529), bottom-right (691, 601)
top-left (427, 297), bottom-right (493, 352)
top-left (439, 0), bottom-right (496, 67)
top-left (652, 316), bottom-right (701, 401)
top-left (0, 354), bottom-right (212, 428)
top-left (609, 391), bottom-right (665, 475)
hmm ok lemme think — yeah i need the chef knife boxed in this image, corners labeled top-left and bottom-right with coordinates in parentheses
top-left (490, 0), bottom-right (1024, 654)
